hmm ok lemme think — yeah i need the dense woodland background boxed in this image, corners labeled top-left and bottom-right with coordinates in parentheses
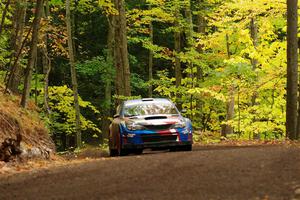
top-left (0, 0), bottom-right (299, 151)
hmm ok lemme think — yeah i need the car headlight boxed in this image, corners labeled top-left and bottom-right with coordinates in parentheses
top-left (126, 122), bottom-right (144, 130)
top-left (173, 120), bottom-right (186, 128)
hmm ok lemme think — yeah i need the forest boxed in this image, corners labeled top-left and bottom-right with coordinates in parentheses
top-left (0, 0), bottom-right (299, 151)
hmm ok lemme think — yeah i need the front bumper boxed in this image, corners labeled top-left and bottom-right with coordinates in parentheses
top-left (120, 126), bottom-right (193, 149)
top-left (123, 141), bottom-right (192, 149)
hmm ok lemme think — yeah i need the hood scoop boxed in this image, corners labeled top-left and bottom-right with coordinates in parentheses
top-left (144, 116), bottom-right (167, 120)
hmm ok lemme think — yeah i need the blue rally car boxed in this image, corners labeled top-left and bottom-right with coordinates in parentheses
top-left (109, 98), bottom-right (193, 156)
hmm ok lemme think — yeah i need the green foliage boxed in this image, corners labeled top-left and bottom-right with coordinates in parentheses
top-left (43, 85), bottom-right (101, 136)
top-left (146, 0), bottom-right (288, 141)
top-left (49, 0), bottom-right (63, 6)
top-left (198, 0), bottom-right (287, 138)
top-left (75, 55), bottom-right (114, 108)
top-left (76, 55), bottom-right (114, 81)
top-left (0, 71), bottom-right (6, 84)
top-left (1, 0), bottom-right (293, 147)
top-left (113, 95), bottom-right (142, 102)
top-left (0, 37), bottom-right (9, 64)
top-left (131, 73), bottom-right (148, 92)
top-left (194, 131), bottom-right (221, 144)
top-left (98, 0), bottom-right (118, 15)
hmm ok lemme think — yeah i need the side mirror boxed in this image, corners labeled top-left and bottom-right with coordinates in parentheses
top-left (181, 109), bottom-right (187, 114)
top-left (113, 114), bottom-right (120, 118)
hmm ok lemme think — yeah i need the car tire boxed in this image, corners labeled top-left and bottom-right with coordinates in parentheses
top-left (108, 131), bottom-right (117, 157)
top-left (109, 149), bottom-right (119, 157)
top-left (109, 131), bottom-right (127, 157)
top-left (134, 149), bottom-right (143, 155)
top-left (116, 133), bottom-right (128, 156)
top-left (119, 150), bottom-right (128, 156)
top-left (169, 147), bottom-right (177, 152)
top-left (182, 144), bottom-right (192, 151)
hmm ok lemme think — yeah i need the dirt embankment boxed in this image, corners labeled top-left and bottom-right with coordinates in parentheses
top-left (0, 86), bottom-right (55, 162)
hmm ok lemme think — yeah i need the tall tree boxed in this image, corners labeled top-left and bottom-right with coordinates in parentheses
top-left (148, 19), bottom-right (153, 98)
top-left (221, 33), bottom-right (234, 136)
top-left (286, 0), bottom-right (298, 140)
top-left (250, 17), bottom-right (258, 106)
top-left (113, 0), bottom-right (131, 103)
top-left (6, 0), bottom-right (27, 93)
top-left (184, 0), bottom-right (194, 117)
top-left (41, 0), bottom-right (51, 115)
top-left (196, 0), bottom-right (205, 82)
top-left (174, 7), bottom-right (182, 109)
top-left (100, 15), bottom-right (115, 142)
top-left (20, 0), bottom-right (43, 107)
top-left (196, 0), bottom-right (206, 128)
top-left (66, 0), bottom-right (81, 147)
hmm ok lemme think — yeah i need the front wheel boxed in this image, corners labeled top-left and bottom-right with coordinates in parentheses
top-left (109, 131), bottom-right (128, 157)
top-left (116, 133), bottom-right (128, 156)
top-left (118, 148), bottom-right (128, 156)
top-left (109, 148), bottom-right (127, 156)
top-left (170, 145), bottom-right (192, 152)
top-left (133, 149), bottom-right (143, 155)
top-left (181, 144), bottom-right (192, 151)
top-left (109, 149), bottom-right (119, 157)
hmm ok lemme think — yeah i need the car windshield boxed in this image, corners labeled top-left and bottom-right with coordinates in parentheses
top-left (123, 102), bottom-right (179, 117)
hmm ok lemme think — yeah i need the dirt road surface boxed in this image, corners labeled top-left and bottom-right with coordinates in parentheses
top-left (0, 145), bottom-right (300, 200)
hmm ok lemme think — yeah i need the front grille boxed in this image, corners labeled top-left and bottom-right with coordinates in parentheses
top-left (143, 124), bottom-right (172, 130)
top-left (141, 134), bottom-right (177, 143)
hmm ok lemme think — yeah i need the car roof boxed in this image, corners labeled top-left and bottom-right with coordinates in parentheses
top-left (123, 98), bottom-right (172, 106)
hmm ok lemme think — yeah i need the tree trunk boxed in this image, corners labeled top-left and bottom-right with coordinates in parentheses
top-left (5, 25), bottom-right (32, 94)
top-left (250, 18), bottom-right (258, 70)
top-left (113, 0), bottom-right (131, 104)
top-left (73, 0), bottom-right (79, 57)
top-left (174, 31), bottom-right (181, 89)
top-left (6, 0), bottom-right (27, 94)
top-left (184, 0), bottom-right (193, 49)
top-left (196, 0), bottom-right (205, 129)
top-left (42, 0), bottom-right (51, 115)
top-left (221, 34), bottom-right (234, 136)
top-left (66, 0), bottom-right (82, 148)
top-left (20, 0), bottom-right (44, 107)
top-left (174, 8), bottom-right (182, 109)
top-left (102, 77), bottom-right (112, 143)
top-left (286, 0), bottom-right (298, 140)
top-left (101, 16), bottom-right (115, 143)
top-left (184, 0), bottom-right (194, 119)
top-left (148, 20), bottom-right (153, 98)
top-left (297, 75), bottom-right (300, 139)
top-left (0, 0), bottom-right (11, 36)
top-left (43, 53), bottom-right (51, 114)
top-left (196, 0), bottom-right (205, 82)
top-left (223, 86), bottom-right (235, 136)
top-left (250, 17), bottom-right (258, 106)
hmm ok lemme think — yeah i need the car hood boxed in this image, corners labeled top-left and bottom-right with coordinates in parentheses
top-left (124, 115), bottom-right (183, 125)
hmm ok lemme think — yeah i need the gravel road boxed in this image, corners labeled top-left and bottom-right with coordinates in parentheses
top-left (0, 145), bottom-right (300, 200)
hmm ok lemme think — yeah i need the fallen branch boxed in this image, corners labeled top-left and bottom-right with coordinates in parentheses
top-left (0, 112), bottom-right (22, 162)
top-left (0, 133), bottom-right (22, 162)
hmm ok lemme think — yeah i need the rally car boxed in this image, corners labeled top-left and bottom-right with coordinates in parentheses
top-left (109, 98), bottom-right (193, 156)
